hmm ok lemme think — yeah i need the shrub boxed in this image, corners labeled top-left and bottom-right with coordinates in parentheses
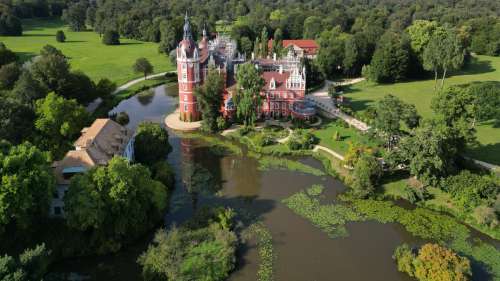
top-left (253, 133), bottom-right (274, 147)
top-left (473, 205), bottom-right (498, 228)
top-left (102, 30), bottom-right (120, 45)
top-left (55, 30), bottom-right (66, 42)
top-left (286, 129), bottom-right (318, 150)
top-left (350, 154), bottom-right (382, 198)
top-left (115, 111), bottom-right (130, 125)
top-left (440, 170), bottom-right (497, 211)
top-left (216, 116), bottom-right (228, 130)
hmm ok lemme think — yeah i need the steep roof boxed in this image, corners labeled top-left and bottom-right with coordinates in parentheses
top-left (54, 118), bottom-right (133, 185)
top-left (282, 39), bottom-right (318, 49)
top-left (262, 71), bottom-right (290, 91)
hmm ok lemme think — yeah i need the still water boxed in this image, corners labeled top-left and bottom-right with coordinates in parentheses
top-left (56, 85), bottom-right (445, 281)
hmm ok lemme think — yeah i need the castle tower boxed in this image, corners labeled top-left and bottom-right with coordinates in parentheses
top-left (177, 13), bottom-right (201, 122)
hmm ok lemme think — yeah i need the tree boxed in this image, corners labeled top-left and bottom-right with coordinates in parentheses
top-left (271, 28), bottom-right (283, 56)
top-left (374, 95), bottom-right (421, 148)
top-left (0, 13), bottom-right (23, 36)
top-left (55, 30), bottom-right (66, 42)
top-left (431, 86), bottom-right (476, 146)
top-left (56, 70), bottom-right (98, 104)
top-left (0, 244), bottom-right (51, 281)
top-left (0, 93), bottom-right (35, 144)
top-left (0, 43), bottom-right (17, 67)
top-left (85, 6), bottom-right (97, 27)
top-left (195, 68), bottom-right (225, 132)
top-left (395, 119), bottom-right (461, 186)
top-left (12, 71), bottom-right (47, 107)
top-left (239, 36), bottom-right (253, 56)
top-left (406, 20), bottom-right (441, 59)
top-left (316, 26), bottom-right (346, 79)
top-left (234, 63), bottom-right (265, 127)
top-left (102, 30), bottom-right (120, 45)
top-left (65, 157), bottom-right (168, 254)
top-left (133, 122), bottom-right (172, 166)
top-left (468, 82), bottom-right (500, 123)
top-left (260, 27), bottom-right (269, 57)
top-left (34, 93), bottom-right (90, 158)
top-left (343, 36), bottom-right (359, 76)
top-left (30, 47), bottom-right (70, 92)
top-left (133, 58), bottom-right (154, 79)
top-left (351, 153), bottom-right (382, 198)
top-left (393, 243), bottom-right (471, 281)
top-left (0, 142), bottom-right (55, 231)
top-left (303, 16), bottom-right (322, 39)
top-left (423, 28), bottom-right (465, 90)
top-left (138, 212), bottom-right (237, 281)
top-left (0, 62), bottom-right (21, 90)
top-left (369, 31), bottom-right (410, 83)
top-left (61, 2), bottom-right (87, 31)
top-left (114, 111), bottom-right (130, 126)
top-left (95, 78), bottom-right (116, 99)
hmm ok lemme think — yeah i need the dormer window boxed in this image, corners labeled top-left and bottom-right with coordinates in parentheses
top-left (269, 78), bottom-right (276, 90)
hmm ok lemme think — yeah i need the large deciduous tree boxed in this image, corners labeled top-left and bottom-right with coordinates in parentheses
top-left (423, 28), bottom-right (465, 90)
top-left (394, 119), bottom-right (461, 186)
top-left (195, 68), bottom-right (225, 132)
top-left (368, 31), bottom-right (410, 83)
top-left (393, 243), bottom-right (471, 281)
top-left (374, 95), bottom-right (420, 149)
top-left (316, 26), bottom-right (346, 79)
top-left (64, 157), bottom-right (168, 254)
top-left (431, 86), bottom-right (476, 146)
top-left (234, 63), bottom-right (265, 127)
top-left (0, 142), bottom-right (55, 232)
top-left (133, 58), bottom-right (154, 79)
top-left (62, 2), bottom-right (88, 31)
top-left (133, 122), bottom-right (172, 166)
top-left (34, 93), bottom-right (90, 159)
top-left (0, 43), bottom-right (17, 67)
top-left (350, 153), bottom-right (382, 198)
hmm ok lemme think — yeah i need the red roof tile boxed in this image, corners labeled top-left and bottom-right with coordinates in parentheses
top-left (262, 71), bottom-right (290, 91)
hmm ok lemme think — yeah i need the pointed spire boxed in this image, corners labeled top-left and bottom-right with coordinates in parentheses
top-left (183, 11), bottom-right (192, 41)
top-left (202, 23), bottom-right (207, 38)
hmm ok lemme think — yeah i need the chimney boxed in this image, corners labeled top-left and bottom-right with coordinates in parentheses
top-left (279, 65), bottom-right (283, 74)
top-left (251, 52), bottom-right (255, 60)
top-left (273, 53), bottom-right (276, 61)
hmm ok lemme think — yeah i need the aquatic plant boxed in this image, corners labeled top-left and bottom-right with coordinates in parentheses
top-left (257, 156), bottom-right (325, 176)
top-left (247, 223), bottom-right (276, 281)
top-left (282, 187), bottom-right (362, 238)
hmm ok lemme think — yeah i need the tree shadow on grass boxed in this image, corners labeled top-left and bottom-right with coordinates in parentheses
top-left (119, 42), bottom-right (143, 46)
top-left (16, 51), bottom-right (37, 62)
top-left (466, 143), bottom-right (500, 166)
top-left (20, 33), bottom-right (54, 37)
top-left (64, 40), bottom-right (87, 43)
top-left (452, 57), bottom-right (495, 77)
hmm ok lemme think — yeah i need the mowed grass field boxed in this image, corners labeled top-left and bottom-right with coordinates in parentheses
top-left (0, 18), bottom-right (174, 85)
top-left (343, 55), bottom-right (500, 165)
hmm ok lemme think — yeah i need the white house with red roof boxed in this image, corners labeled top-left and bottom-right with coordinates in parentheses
top-left (268, 39), bottom-right (319, 59)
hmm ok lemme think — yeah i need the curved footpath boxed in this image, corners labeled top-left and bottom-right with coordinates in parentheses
top-left (113, 71), bottom-right (175, 94)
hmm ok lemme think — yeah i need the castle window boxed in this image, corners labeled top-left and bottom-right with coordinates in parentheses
top-left (182, 63), bottom-right (187, 81)
top-left (184, 95), bottom-right (188, 101)
top-left (184, 104), bottom-right (188, 112)
top-left (269, 78), bottom-right (276, 90)
top-left (194, 63), bottom-right (200, 81)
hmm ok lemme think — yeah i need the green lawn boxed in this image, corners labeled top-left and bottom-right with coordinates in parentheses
top-left (312, 119), bottom-right (383, 155)
top-left (343, 55), bottom-right (500, 164)
top-left (0, 18), bottom-right (174, 85)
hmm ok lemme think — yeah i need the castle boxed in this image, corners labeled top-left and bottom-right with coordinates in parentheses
top-left (176, 14), bottom-right (315, 122)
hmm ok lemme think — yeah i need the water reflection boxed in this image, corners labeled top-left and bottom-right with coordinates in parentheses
top-left (55, 85), bottom-right (493, 281)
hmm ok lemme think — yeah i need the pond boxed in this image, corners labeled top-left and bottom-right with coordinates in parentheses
top-left (55, 85), bottom-right (488, 281)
